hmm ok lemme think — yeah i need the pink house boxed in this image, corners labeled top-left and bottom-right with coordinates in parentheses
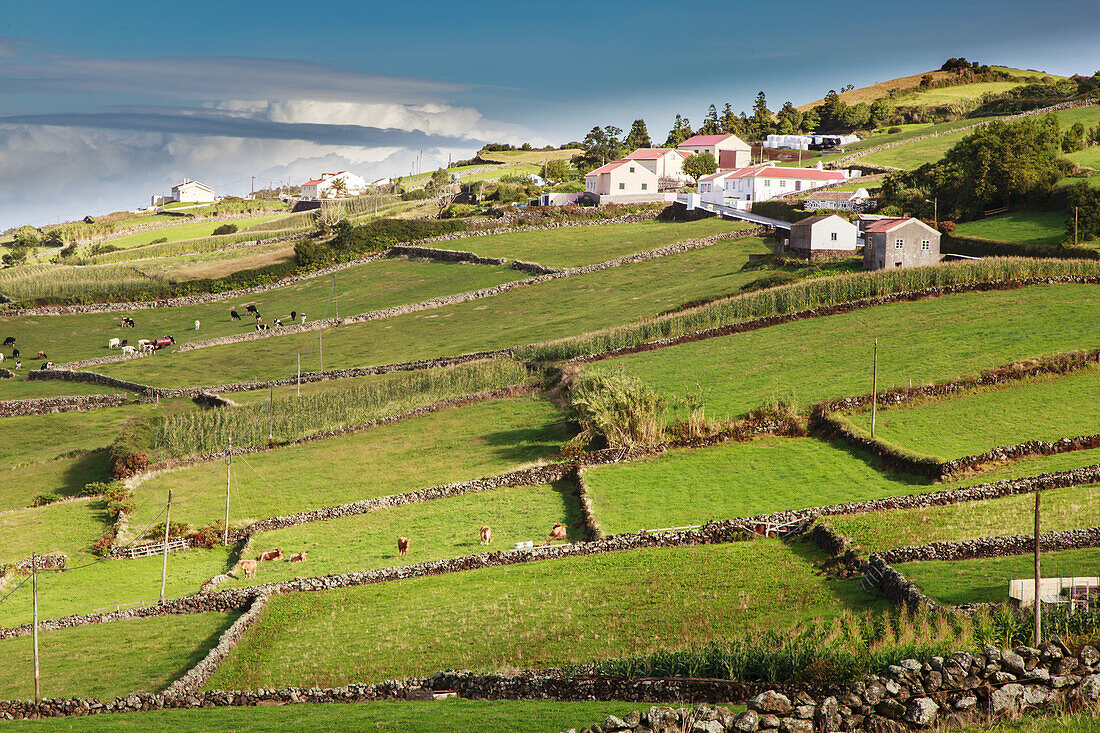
top-left (584, 159), bottom-right (660, 196)
top-left (677, 134), bottom-right (752, 169)
top-left (622, 148), bottom-right (690, 182)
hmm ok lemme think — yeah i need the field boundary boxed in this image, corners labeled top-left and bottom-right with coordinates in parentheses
top-left (0, 393), bottom-right (135, 418)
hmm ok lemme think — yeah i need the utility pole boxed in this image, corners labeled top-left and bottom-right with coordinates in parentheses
top-left (268, 385), bottom-right (274, 442)
top-left (1075, 207), bottom-right (1079, 247)
top-left (925, 198), bottom-right (938, 230)
top-left (297, 354), bottom-right (301, 397)
top-left (31, 553), bottom-right (40, 704)
top-left (870, 339), bottom-right (879, 439)
top-left (160, 490), bottom-right (172, 603)
top-left (223, 442), bottom-right (232, 546)
top-left (319, 328), bottom-right (324, 373)
top-left (1034, 487), bottom-right (1042, 646)
top-left (333, 274), bottom-right (339, 319)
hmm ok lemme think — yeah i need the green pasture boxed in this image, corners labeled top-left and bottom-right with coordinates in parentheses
top-left (0, 258), bottom-right (520, 366)
top-left (0, 613), bottom-right (237, 700)
top-left (0, 699), bottom-right (651, 733)
top-left (220, 481), bottom-right (584, 590)
top-left (953, 210), bottom-right (1068, 246)
top-left (208, 540), bottom-right (885, 689)
top-left (0, 500), bottom-right (108, 565)
top-left (845, 118), bottom-right (995, 153)
top-left (90, 236), bottom-right (774, 388)
top-left (588, 284), bottom-right (1100, 419)
top-left (827, 482), bottom-right (1100, 555)
top-left (477, 148), bottom-right (581, 164)
top-left (98, 214), bottom-right (291, 250)
top-left (452, 218), bottom-right (748, 267)
top-left (133, 241), bottom-right (295, 281)
top-left (129, 396), bottom-right (569, 531)
top-left (896, 547), bottom-right (1100, 606)
top-left (460, 163), bottom-right (541, 182)
top-left (1, 451), bottom-right (110, 511)
top-left (1068, 144), bottom-right (1100, 170)
top-left (583, 436), bottom-right (930, 535)
top-left (846, 370), bottom-right (1100, 460)
top-left (902, 82), bottom-right (1023, 106)
top-left (0, 377), bottom-right (128, 401)
top-left (0, 547), bottom-right (233, 627)
top-left (861, 133), bottom-right (966, 169)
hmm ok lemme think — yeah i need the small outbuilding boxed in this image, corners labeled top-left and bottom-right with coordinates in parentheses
top-left (788, 214), bottom-right (858, 260)
top-left (861, 217), bottom-right (941, 270)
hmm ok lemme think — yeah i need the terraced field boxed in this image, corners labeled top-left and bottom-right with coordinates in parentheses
top-left (953, 210), bottom-right (1068, 246)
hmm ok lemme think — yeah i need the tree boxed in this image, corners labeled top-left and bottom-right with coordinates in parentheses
top-left (623, 119), bottom-right (652, 151)
top-left (542, 159), bottom-right (568, 184)
top-left (683, 152), bottom-right (717, 181)
top-left (664, 115), bottom-right (694, 147)
top-left (700, 105), bottom-right (721, 136)
top-left (427, 168), bottom-right (449, 192)
top-left (1064, 183), bottom-right (1100, 244)
top-left (720, 103), bottom-right (742, 135)
top-left (775, 102), bottom-right (802, 135)
top-left (749, 91), bottom-right (773, 140)
top-left (40, 230), bottom-right (65, 248)
top-left (1062, 122), bottom-right (1086, 153)
top-left (801, 107), bottom-right (820, 132)
top-left (330, 177), bottom-right (349, 198)
top-left (869, 98), bottom-right (892, 128)
top-left (580, 125), bottom-right (623, 167)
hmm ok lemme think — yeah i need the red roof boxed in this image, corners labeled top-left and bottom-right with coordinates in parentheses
top-left (586, 160), bottom-right (631, 176)
top-left (721, 166), bottom-right (845, 181)
top-left (624, 148), bottom-right (674, 160)
top-left (862, 218), bottom-right (911, 233)
top-left (302, 179), bottom-right (325, 186)
top-left (678, 134), bottom-right (746, 148)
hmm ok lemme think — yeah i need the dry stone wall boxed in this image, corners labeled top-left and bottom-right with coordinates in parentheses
top-left (388, 244), bottom-right (506, 266)
top-left (0, 393), bottom-right (131, 418)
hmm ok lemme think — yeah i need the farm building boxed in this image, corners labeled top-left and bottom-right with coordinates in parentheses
top-left (786, 214), bottom-right (859, 259)
top-left (152, 179), bottom-right (215, 206)
top-left (583, 160), bottom-right (660, 200)
top-left (801, 188), bottom-right (876, 212)
top-left (300, 171), bottom-right (368, 200)
top-left (861, 217), bottom-right (941, 270)
top-left (677, 134), bottom-right (752, 170)
top-left (623, 148), bottom-right (691, 184)
top-left (697, 165), bottom-right (846, 209)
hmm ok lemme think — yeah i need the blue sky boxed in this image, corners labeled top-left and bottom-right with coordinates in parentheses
top-left (1, 0), bottom-right (1098, 228)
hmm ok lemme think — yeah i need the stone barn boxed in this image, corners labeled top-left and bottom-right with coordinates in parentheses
top-left (861, 217), bottom-right (941, 270)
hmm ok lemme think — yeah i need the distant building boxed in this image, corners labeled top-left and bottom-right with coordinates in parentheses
top-left (300, 171), bottom-right (368, 200)
top-left (802, 188), bottom-right (877, 212)
top-left (861, 217), bottom-right (941, 270)
top-left (697, 165), bottom-right (846, 209)
top-left (583, 159), bottom-right (660, 197)
top-left (787, 214), bottom-right (858, 259)
top-left (152, 179), bottom-right (215, 206)
top-left (677, 134), bottom-right (752, 170)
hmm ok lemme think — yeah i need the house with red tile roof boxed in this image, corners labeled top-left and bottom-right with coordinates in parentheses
top-left (622, 148), bottom-right (690, 182)
top-left (697, 165), bottom-right (846, 209)
top-left (583, 159), bottom-right (660, 197)
top-left (860, 217), bottom-right (941, 270)
top-left (300, 171), bottom-right (368, 200)
top-left (677, 133), bottom-right (752, 169)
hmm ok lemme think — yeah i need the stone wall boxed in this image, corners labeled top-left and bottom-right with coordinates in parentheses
top-left (0, 393), bottom-right (131, 418)
top-left (880, 526), bottom-right (1100, 566)
top-left (389, 245), bottom-right (506, 267)
top-left (575, 469), bottom-right (606, 541)
top-left (510, 259), bottom-right (562, 275)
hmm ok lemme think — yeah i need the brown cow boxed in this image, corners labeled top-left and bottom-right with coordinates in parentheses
top-left (240, 559), bottom-right (258, 578)
top-left (289, 551), bottom-right (308, 562)
top-left (259, 547), bottom-right (283, 562)
top-left (479, 525), bottom-right (493, 545)
top-left (549, 523), bottom-right (567, 542)
top-left (36, 351), bottom-right (46, 359)
top-left (397, 536), bottom-right (410, 557)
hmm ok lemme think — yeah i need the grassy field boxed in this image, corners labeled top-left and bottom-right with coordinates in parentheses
top-left (134, 242), bottom-right (296, 281)
top-left (954, 210), bottom-right (1068, 246)
top-left (90, 236), bottom-right (774, 388)
top-left (460, 163), bottom-right (541, 182)
top-left (953, 446), bottom-right (1100, 487)
top-left (220, 481), bottom-right (584, 590)
top-left (477, 148), bottom-right (581, 164)
top-left (129, 396), bottom-right (569, 531)
top-left (0, 258), bottom-right (521, 366)
top-left (0, 613), bottom-right (237, 700)
top-left (0, 547), bottom-right (233, 627)
top-left (0, 377), bottom-right (129, 401)
top-left (896, 547), bottom-right (1100, 605)
top-left (2, 451), bottom-right (111, 511)
top-left (583, 436), bottom-right (930, 534)
top-left (0, 700), bottom-right (653, 733)
top-left (827, 482), bottom-right (1100, 555)
top-left (0, 500), bottom-right (109, 565)
top-left (208, 540), bottom-right (885, 689)
top-left (797, 70), bottom-right (954, 110)
top-left (1068, 144), bottom-right (1100, 170)
top-left (902, 82), bottom-right (1023, 106)
top-left (451, 218), bottom-right (749, 268)
top-left (97, 214), bottom-right (292, 250)
top-left (845, 371), bottom-right (1100, 460)
top-left (588, 284), bottom-right (1100, 419)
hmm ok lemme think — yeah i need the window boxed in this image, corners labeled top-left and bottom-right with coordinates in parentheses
top-left (764, 179), bottom-right (771, 187)
top-left (779, 179), bottom-right (787, 188)
top-left (641, 183), bottom-right (647, 191)
top-left (894, 238), bottom-right (904, 250)
top-left (830, 232), bottom-right (838, 241)
top-left (629, 166), bottom-right (635, 173)
top-left (618, 182), bottom-right (625, 190)
top-left (921, 239), bottom-right (931, 251)
top-left (795, 181), bottom-right (802, 191)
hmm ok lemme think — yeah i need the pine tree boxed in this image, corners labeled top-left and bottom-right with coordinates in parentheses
top-left (750, 91), bottom-right (773, 141)
top-left (624, 119), bottom-right (652, 151)
top-left (720, 103), bottom-right (741, 135)
top-left (700, 104), bottom-right (720, 135)
top-left (775, 102), bottom-right (802, 135)
top-left (664, 115), bottom-right (694, 147)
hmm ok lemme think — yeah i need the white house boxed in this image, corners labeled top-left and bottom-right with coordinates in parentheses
top-left (623, 148), bottom-right (690, 182)
top-left (697, 165), bottom-right (847, 209)
top-left (677, 134), bottom-right (752, 170)
top-left (299, 171), bottom-right (369, 200)
top-left (151, 179), bottom-right (215, 206)
top-left (370, 177), bottom-right (392, 188)
top-left (787, 214), bottom-right (859, 258)
top-left (583, 160), bottom-right (660, 197)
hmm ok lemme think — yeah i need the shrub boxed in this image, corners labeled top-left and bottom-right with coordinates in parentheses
top-left (938, 220), bottom-right (957, 234)
top-left (888, 126), bottom-right (902, 134)
top-left (79, 481), bottom-right (114, 497)
top-left (741, 272), bottom-right (800, 292)
top-left (400, 188), bottom-right (431, 201)
top-left (190, 521), bottom-right (225, 548)
top-left (109, 417), bottom-right (155, 478)
top-left (567, 370), bottom-right (666, 451)
top-left (103, 483), bottom-right (136, 520)
top-left (146, 521), bottom-right (191, 540)
top-left (149, 237), bottom-right (169, 244)
top-left (212, 223), bottom-right (239, 236)
top-left (90, 527), bottom-right (118, 557)
top-left (32, 493), bottom-right (62, 507)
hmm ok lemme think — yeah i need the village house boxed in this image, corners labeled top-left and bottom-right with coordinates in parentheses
top-left (622, 148), bottom-right (690, 185)
top-left (583, 159), bottom-right (661, 201)
top-left (785, 214), bottom-right (859, 259)
top-left (151, 179), bottom-right (215, 206)
top-left (300, 171), bottom-right (368, 200)
top-left (861, 217), bottom-right (941, 270)
top-left (801, 188), bottom-right (877, 212)
top-left (697, 165), bottom-right (846, 209)
top-left (677, 134), bottom-right (752, 169)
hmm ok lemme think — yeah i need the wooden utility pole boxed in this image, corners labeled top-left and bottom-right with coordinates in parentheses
top-left (297, 354), bottom-right (301, 397)
top-left (319, 328), bottom-right (324, 373)
top-left (1075, 207), bottom-right (1079, 247)
top-left (333, 274), bottom-right (338, 319)
top-left (1034, 487), bottom-right (1042, 646)
top-left (160, 490), bottom-right (172, 603)
top-left (268, 386), bottom-right (274, 442)
top-left (871, 339), bottom-right (879, 439)
top-left (223, 442), bottom-right (232, 546)
top-left (31, 553), bottom-right (40, 704)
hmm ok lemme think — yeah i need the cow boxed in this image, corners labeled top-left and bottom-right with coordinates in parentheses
top-left (0, 352), bottom-right (4, 362)
top-left (254, 313), bottom-right (263, 322)
top-left (549, 523), bottom-right (567, 542)
top-left (290, 311), bottom-right (297, 321)
top-left (14, 360), bottom-right (20, 370)
top-left (397, 536), bottom-right (410, 557)
top-left (245, 304), bottom-right (258, 314)
top-left (11, 349), bottom-right (18, 359)
top-left (259, 548), bottom-right (283, 562)
top-left (41, 362), bottom-right (52, 370)
top-left (479, 526), bottom-right (493, 545)
top-left (108, 338), bottom-right (121, 349)
top-left (240, 559), bottom-right (258, 578)
top-left (2, 337), bottom-right (14, 347)
top-left (121, 317), bottom-right (135, 328)
top-left (289, 551), bottom-right (308, 562)
top-left (122, 345), bottom-right (136, 355)
top-left (273, 318), bottom-right (282, 327)
top-left (36, 351), bottom-right (46, 359)
top-left (300, 313), bottom-right (306, 324)
top-left (230, 310), bottom-right (241, 321)
top-left (194, 320), bottom-right (200, 331)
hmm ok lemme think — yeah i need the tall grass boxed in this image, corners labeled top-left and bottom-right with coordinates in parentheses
top-left (567, 370), bottom-right (666, 451)
top-left (517, 258), bottom-right (1100, 363)
top-left (0, 263), bottom-right (165, 303)
top-left (155, 359), bottom-right (532, 457)
top-left (79, 226), bottom-right (313, 264)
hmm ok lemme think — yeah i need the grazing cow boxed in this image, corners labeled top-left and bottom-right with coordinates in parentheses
top-left (300, 313), bottom-right (306, 324)
top-left (41, 362), bottom-right (52, 370)
top-left (254, 312), bottom-right (263, 322)
top-left (141, 343), bottom-right (155, 354)
top-left (122, 345), bottom-right (136, 355)
top-left (289, 551), bottom-right (308, 562)
top-left (290, 311), bottom-right (297, 321)
top-left (11, 349), bottom-right (18, 359)
top-left (397, 536), bottom-right (410, 557)
top-left (14, 360), bottom-right (21, 370)
top-left (120, 339), bottom-right (127, 347)
top-left (479, 525), bottom-right (493, 545)
top-left (0, 352), bottom-right (4, 362)
top-left (108, 338), bottom-right (121, 349)
top-left (259, 547), bottom-right (283, 562)
top-left (549, 523), bottom-right (567, 542)
top-left (2, 337), bottom-right (14, 347)
top-left (255, 324), bottom-right (268, 332)
top-left (240, 559), bottom-right (258, 578)
top-left (137, 339), bottom-right (151, 348)
top-left (245, 304), bottom-right (258, 314)
top-left (194, 320), bottom-right (200, 331)
top-left (121, 317), bottom-right (135, 328)
top-left (273, 318), bottom-right (282, 327)
top-left (36, 350), bottom-right (46, 359)
top-left (230, 310), bottom-right (241, 321)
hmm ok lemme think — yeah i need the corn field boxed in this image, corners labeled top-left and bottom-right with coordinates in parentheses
top-left (0, 263), bottom-right (164, 302)
top-left (155, 359), bottom-right (531, 457)
top-left (79, 226), bottom-right (313, 265)
top-left (518, 258), bottom-right (1100, 363)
